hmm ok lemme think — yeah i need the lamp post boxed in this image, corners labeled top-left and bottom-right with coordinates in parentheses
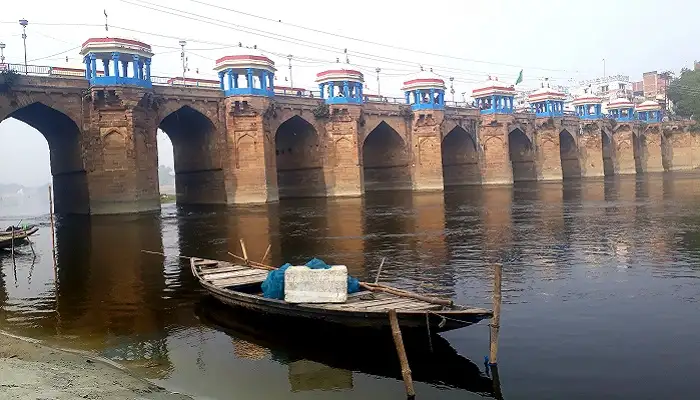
top-left (179, 40), bottom-right (187, 83)
top-left (287, 55), bottom-right (293, 89)
top-left (602, 58), bottom-right (606, 78)
top-left (19, 19), bottom-right (28, 74)
top-left (0, 43), bottom-right (5, 64)
top-left (376, 67), bottom-right (381, 96)
top-left (449, 76), bottom-right (455, 103)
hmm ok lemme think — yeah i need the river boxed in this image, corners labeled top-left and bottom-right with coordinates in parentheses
top-left (1, 174), bottom-right (699, 399)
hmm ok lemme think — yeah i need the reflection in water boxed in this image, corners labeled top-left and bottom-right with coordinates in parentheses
top-left (195, 297), bottom-right (495, 396)
top-left (0, 173), bottom-right (700, 399)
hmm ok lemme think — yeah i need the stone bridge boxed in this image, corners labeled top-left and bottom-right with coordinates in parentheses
top-left (1, 75), bottom-right (698, 214)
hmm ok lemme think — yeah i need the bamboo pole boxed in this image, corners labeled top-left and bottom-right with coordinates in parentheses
top-left (260, 244), bottom-right (271, 264)
top-left (374, 257), bottom-right (386, 284)
top-left (48, 185), bottom-right (56, 272)
top-left (10, 228), bottom-right (15, 265)
top-left (10, 226), bottom-right (17, 268)
top-left (140, 250), bottom-right (193, 260)
top-left (239, 239), bottom-right (249, 264)
top-left (360, 282), bottom-right (453, 306)
top-left (228, 252), bottom-right (275, 270)
top-left (490, 364), bottom-right (504, 400)
top-left (388, 309), bottom-right (415, 399)
top-left (489, 263), bottom-right (502, 366)
top-left (24, 227), bottom-right (36, 258)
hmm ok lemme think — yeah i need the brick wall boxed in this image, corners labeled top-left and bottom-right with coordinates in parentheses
top-left (223, 96), bottom-right (278, 203)
top-left (636, 125), bottom-right (664, 173)
top-left (578, 123), bottom-right (606, 178)
top-left (411, 111), bottom-right (444, 190)
top-left (323, 106), bottom-right (363, 197)
top-left (612, 125), bottom-right (637, 175)
top-left (534, 121), bottom-right (563, 181)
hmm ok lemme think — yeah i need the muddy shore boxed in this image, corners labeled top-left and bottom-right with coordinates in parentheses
top-left (0, 331), bottom-right (192, 400)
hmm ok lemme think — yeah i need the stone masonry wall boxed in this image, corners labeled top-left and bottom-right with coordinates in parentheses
top-left (223, 96), bottom-right (278, 203)
top-left (612, 124), bottom-right (637, 175)
top-left (410, 111), bottom-right (444, 190)
top-left (534, 119), bottom-right (563, 181)
top-left (636, 124), bottom-right (664, 173)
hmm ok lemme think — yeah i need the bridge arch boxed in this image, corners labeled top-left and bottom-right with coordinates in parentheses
top-left (559, 129), bottom-right (581, 179)
top-left (602, 130), bottom-right (615, 176)
top-left (274, 115), bottom-right (326, 198)
top-left (442, 125), bottom-right (480, 186)
top-left (362, 121), bottom-right (411, 191)
top-left (0, 102), bottom-right (89, 214)
top-left (508, 128), bottom-right (537, 181)
top-left (158, 105), bottom-right (226, 204)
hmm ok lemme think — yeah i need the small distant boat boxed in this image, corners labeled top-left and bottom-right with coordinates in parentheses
top-left (0, 225), bottom-right (39, 249)
top-left (191, 257), bottom-right (493, 333)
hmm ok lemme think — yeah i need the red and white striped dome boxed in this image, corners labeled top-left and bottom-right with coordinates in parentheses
top-left (528, 84), bottom-right (566, 102)
top-left (471, 76), bottom-right (514, 97)
top-left (80, 37), bottom-right (153, 58)
top-left (315, 60), bottom-right (364, 84)
top-left (636, 100), bottom-right (661, 111)
top-left (606, 97), bottom-right (635, 109)
top-left (214, 45), bottom-right (275, 73)
top-left (401, 69), bottom-right (445, 91)
top-left (572, 93), bottom-right (603, 106)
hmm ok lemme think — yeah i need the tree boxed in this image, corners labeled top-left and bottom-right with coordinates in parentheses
top-left (667, 68), bottom-right (700, 119)
top-left (158, 165), bottom-right (174, 186)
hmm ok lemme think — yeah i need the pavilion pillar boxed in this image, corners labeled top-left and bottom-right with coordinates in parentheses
top-left (246, 68), bottom-right (253, 89)
top-left (218, 71), bottom-right (225, 90)
top-left (144, 58), bottom-right (151, 80)
top-left (85, 55), bottom-right (92, 79)
top-left (112, 52), bottom-right (120, 78)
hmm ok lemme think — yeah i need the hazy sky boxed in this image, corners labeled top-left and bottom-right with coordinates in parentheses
top-left (1, 0), bottom-right (698, 186)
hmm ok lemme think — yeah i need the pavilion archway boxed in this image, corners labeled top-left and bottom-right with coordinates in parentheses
top-left (1, 102), bottom-right (89, 214)
top-left (508, 128), bottom-right (537, 181)
top-left (362, 121), bottom-right (411, 191)
top-left (274, 115), bottom-right (325, 198)
top-left (158, 105), bottom-right (226, 204)
top-left (441, 126), bottom-right (480, 186)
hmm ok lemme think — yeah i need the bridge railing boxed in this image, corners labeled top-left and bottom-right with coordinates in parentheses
top-left (1, 63), bottom-right (55, 76)
top-left (445, 101), bottom-right (475, 109)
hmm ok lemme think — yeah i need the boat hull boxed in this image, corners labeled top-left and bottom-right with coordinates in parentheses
top-left (191, 257), bottom-right (491, 333)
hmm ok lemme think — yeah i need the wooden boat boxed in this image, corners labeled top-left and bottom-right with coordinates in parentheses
top-left (0, 226), bottom-right (39, 249)
top-left (191, 257), bottom-right (493, 332)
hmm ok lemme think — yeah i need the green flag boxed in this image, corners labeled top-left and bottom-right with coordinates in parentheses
top-left (515, 69), bottom-right (523, 85)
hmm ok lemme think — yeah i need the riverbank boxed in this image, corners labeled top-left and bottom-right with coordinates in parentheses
top-left (0, 331), bottom-right (192, 400)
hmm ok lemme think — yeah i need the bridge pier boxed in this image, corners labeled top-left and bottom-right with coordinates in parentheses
top-left (611, 124), bottom-right (637, 175)
top-left (579, 123), bottom-right (606, 178)
top-left (83, 87), bottom-right (160, 214)
top-left (663, 129), bottom-right (700, 171)
top-left (411, 110), bottom-right (445, 190)
top-left (478, 116), bottom-right (513, 185)
top-left (534, 121), bottom-right (563, 181)
top-left (323, 105), bottom-right (363, 197)
top-left (223, 96), bottom-right (279, 204)
top-left (636, 125), bottom-right (664, 174)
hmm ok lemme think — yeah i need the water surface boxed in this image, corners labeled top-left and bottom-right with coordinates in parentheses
top-left (1, 174), bottom-right (700, 399)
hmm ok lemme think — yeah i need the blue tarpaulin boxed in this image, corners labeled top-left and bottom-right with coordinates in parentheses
top-left (261, 258), bottom-right (361, 300)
